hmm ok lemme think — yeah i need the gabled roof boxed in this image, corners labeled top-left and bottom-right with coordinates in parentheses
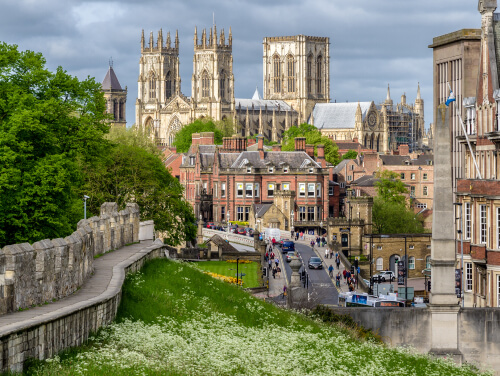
top-left (102, 66), bottom-right (123, 91)
top-left (230, 151), bottom-right (320, 169)
top-left (332, 159), bottom-right (357, 174)
top-left (335, 141), bottom-right (363, 150)
top-left (254, 204), bottom-right (272, 218)
top-left (311, 102), bottom-right (371, 129)
top-left (351, 175), bottom-right (380, 187)
top-left (379, 155), bottom-right (411, 166)
top-left (206, 234), bottom-right (239, 253)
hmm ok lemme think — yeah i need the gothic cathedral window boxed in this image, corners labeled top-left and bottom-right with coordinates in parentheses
top-left (149, 75), bottom-right (156, 100)
top-left (316, 55), bottom-right (322, 95)
top-left (166, 71), bottom-right (172, 99)
top-left (202, 71), bottom-right (209, 98)
top-left (307, 55), bottom-right (313, 95)
top-left (273, 55), bottom-right (281, 94)
top-left (219, 69), bottom-right (225, 100)
top-left (287, 55), bottom-right (295, 93)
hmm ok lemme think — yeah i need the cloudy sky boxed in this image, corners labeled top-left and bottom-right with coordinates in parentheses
top-left (0, 0), bottom-right (482, 129)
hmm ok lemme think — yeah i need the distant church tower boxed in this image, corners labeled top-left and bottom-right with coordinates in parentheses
top-left (135, 29), bottom-right (181, 140)
top-left (262, 35), bottom-right (330, 123)
top-left (191, 24), bottom-right (235, 120)
top-left (102, 61), bottom-right (127, 127)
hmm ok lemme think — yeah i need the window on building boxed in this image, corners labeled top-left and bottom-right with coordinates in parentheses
top-left (411, 173), bottom-right (415, 180)
top-left (273, 55), bottom-right (281, 93)
top-left (237, 183), bottom-right (243, 197)
top-left (219, 69), bottom-right (225, 100)
top-left (202, 71), bottom-right (209, 98)
top-left (245, 207), bottom-right (250, 222)
top-left (376, 257), bottom-right (383, 271)
top-left (465, 262), bottom-right (472, 291)
top-left (308, 183), bottom-right (315, 197)
top-left (307, 55), bottom-right (312, 94)
top-left (284, 201), bottom-right (288, 210)
top-left (480, 204), bottom-right (487, 244)
top-left (190, 156), bottom-right (195, 166)
top-left (465, 202), bottom-right (471, 239)
top-left (149, 75), bottom-right (156, 100)
top-left (237, 207), bottom-right (244, 221)
top-left (316, 183), bottom-right (321, 197)
top-left (401, 173), bottom-right (405, 180)
top-left (246, 166), bottom-right (251, 173)
top-left (287, 55), bottom-right (295, 93)
top-left (246, 183), bottom-right (253, 197)
top-left (423, 186), bottom-right (428, 196)
top-left (497, 275), bottom-right (500, 307)
top-left (254, 183), bottom-right (259, 197)
top-left (308, 207), bottom-right (315, 221)
top-left (268, 167), bottom-right (274, 173)
top-left (221, 183), bottom-right (226, 198)
top-left (426, 256), bottom-right (431, 269)
top-left (408, 257), bottom-right (415, 270)
top-left (165, 71), bottom-right (172, 99)
top-left (299, 206), bottom-right (306, 221)
top-left (309, 167), bottom-right (314, 173)
top-left (423, 173), bottom-right (428, 180)
top-left (214, 184), bottom-right (217, 198)
top-left (316, 55), bottom-right (322, 94)
top-left (283, 166), bottom-right (289, 173)
top-left (221, 206), bottom-right (225, 221)
top-left (299, 183), bottom-right (306, 197)
top-left (377, 246), bottom-right (382, 250)
top-left (268, 183), bottom-right (275, 197)
top-left (416, 203), bottom-right (427, 209)
top-left (329, 185), bottom-right (334, 196)
top-left (340, 182), bottom-right (346, 189)
top-left (409, 245), bottom-right (414, 249)
top-left (347, 175), bottom-right (352, 181)
top-left (497, 207), bottom-right (500, 249)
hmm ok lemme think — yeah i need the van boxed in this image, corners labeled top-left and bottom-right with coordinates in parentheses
top-left (282, 241), bottom-right (295, 253)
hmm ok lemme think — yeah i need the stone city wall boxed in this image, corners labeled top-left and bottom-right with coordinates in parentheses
top-left (0, 202), bottom-right (140, 315)
top-left (0, 240), bottom-right (166, 373)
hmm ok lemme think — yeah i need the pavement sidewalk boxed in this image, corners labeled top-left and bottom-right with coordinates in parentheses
top-left (252, 244), bottom-right (287, 305)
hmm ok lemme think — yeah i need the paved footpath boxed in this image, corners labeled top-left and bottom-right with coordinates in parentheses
top-left (0, 240), bottom-right (154, 334)
top-left (252, 244), bottom-right (287, 305)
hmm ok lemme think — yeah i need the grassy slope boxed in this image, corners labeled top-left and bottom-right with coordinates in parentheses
top-left (193, 260), bottom-right (260, 288)
top-left (25, 259), bottom-right (486, 376)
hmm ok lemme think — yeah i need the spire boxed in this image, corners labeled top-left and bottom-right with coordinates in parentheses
top-left (417, 82), bottom-right (421, 100)
top-left (228, 26), bottom-right (232, 46)
top-left (220, 29), bottom-right (225, 46)
top-left (202, 28), bottom-right (206, 47)
top-left (213, 23), bottom-right (217, 46)
top-left (141, 29), bottom-right (145, 51)
top-left (209, 27), bottom-right (213, 47)
top-left (194, 26), bottom-right (198, 47)
top-left (158, 29), bottom-right (163, 49)
top-left (149, 31), bottom-right (154, 49)
top-left (386, 84), bottom-right (391, 101)
top-left (175, 30), bottom-right (179, 49)
top-left (252, 86), bottom-right (263, 100)
top-left (166, 31), bottom-right (171, 48)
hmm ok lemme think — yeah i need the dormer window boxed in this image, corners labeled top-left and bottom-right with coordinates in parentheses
top-left (283, 166), bottom-right (289, 173)
top-left (190, 156), bottom-right (195, 166)
top-left (268, 167), bottom-right (274, 173)
top-left (309, 167), bottom-right (314, 173)
top-left (247, 166), bottom-right (252, 173)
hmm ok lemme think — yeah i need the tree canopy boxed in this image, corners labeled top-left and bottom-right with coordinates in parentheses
top-left (0, 42), bottom-right (109, 247)
top-left (281, 123), bottom-right (340, 165)
top-left (341, 150), bottom-right (358, 160)
top-left (172, 118), bottom-right (235, 153)
top-left (372, 170), bottom-right (424, 234)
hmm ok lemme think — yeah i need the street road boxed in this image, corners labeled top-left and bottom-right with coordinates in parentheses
top-left (282, 242), bottom-right (339, 306)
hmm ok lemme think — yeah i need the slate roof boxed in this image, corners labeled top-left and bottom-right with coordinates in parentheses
top-left (310, 102), bottom-right (371, 129)
top-left (206, 235), bottom-right (239, 253)
top-left (379, 155), bottom-right (411, 166)
top-left (412, 155), bottom-right (434, 166)
top-left (351, 175), bottom-right (380, 187)
top-left (253, 204), bottom-right (272, 218)
top-left (235, 98), bottom-right (295, 112)
top-left (332, 159), bottom-right (357, 174)
top-left (229, 151), bottom-right (320, 169)
top-left (102, 66), bottom-right (123, 91)
top-left (335, 141), bottom-right (363, 150)
top-left (246, 143), bottom-right (272, 151)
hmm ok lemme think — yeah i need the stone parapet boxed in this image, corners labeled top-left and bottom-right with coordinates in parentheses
top-left (0, 202), bottom-right (142, 315)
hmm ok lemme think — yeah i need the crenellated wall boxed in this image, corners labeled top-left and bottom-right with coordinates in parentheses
top-left (0, 202), bottom-right (140, 315)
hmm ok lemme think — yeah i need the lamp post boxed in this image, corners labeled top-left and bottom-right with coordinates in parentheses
top-left (236, 257), bottom-right (240, 287)
top-left (346, 200), bottom-right (352, 260)
top-left (83, 195), bottom-right (89, 219)
top-left (454, 202), bottom-right (464, 308)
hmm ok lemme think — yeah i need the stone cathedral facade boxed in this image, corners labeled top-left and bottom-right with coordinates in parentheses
top-left (135, 27), bottom-right (328, 145)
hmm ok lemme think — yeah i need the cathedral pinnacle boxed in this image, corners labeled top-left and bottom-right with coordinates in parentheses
top-left (167, 31), bottom-right (171, 48)
top-left (220, 29), bottom-right (225, 46)
top-left (141, 29), bottom-right (145, 51)
top-left (158, 29), bottom-right (163, 49)
top-left (386, 84), bottom-right (391, 101)
top-left (229, 27), bottom-right (232, 46)
top-left (214, 24), bottom-right (217, 46)
top-left (175, 30), bottom-right (179, 49)
top-left (149, 31), bottom-right (154, 50)
top-left (417, 82), bottom-right (421, 100)
top-left (194, 26), bottom-right (198, 46)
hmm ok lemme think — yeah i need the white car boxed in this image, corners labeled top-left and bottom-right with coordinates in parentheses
top-left (372, 270), bottom-right (395, 282)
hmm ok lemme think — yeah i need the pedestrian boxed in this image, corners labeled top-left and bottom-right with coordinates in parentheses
top-left (295, 233), bottom-right (299, 241)
top-left (277, 266), bottom-right (281, 278)
top-left (316, 236), bottom-right (320, 246)
top-left (325, 248), bottom-right (329, 259)
top-left (268, 259), bottom-right (272, 270)
top-left (321, 236), bottom-right (326, 247)
top-left (283, 285), bottom-right (287, 296)
top-left (265, 251), bottom-right (269, 262)
top-left (330, 248), bottom-right (334, 259)
top-left (270, 251), bottom-right (275, 260)
top-left (300, 231), bottom-right (303, 240)
top-left (272, 267), bottom-right (276, 279)
top-left (336, 272), bottom-right (341, 287)
top-left (343, 269), bottom-right (347, 282)
top-left (275, 258), bottom-right (279, 267)
top-left (328, 264), bottom-right (334, 278)
top-left (272, 237), bottom-right (276, 247)
top-left (336, 256), bottom-right (340, 270)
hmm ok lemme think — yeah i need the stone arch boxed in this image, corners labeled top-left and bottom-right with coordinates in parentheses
top-left (389, 254), bottom-right (401, 273)
top-left (168, 116), bottom-right (182, 146)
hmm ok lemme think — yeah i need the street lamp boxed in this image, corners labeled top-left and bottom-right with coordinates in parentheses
top-left (83, 195), bottom-right (90, 220)
top-left (291, 210), bottom-right (294, 234)
top-left (454, 202), bottom-right (464, 308)
top-left (320, 221), bottom-right (323, 237)
top-left (346, 200), bottom-right (352, 260)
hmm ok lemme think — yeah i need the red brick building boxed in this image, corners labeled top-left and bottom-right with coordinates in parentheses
top-left (175, 133), bottom-right (340, 234)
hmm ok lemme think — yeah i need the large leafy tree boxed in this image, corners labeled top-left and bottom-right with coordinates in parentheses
top-left (0, 43), bottom-right (109, 247)
top-left (372, 170), bottom-right (424, 234)
top-left (172, 118), bottom-right (234, 153)
top-left (341, 150), bottom-right (358, 160)
top-left (281, 123), bottom-right (340, 165)
top-left (84, 127), bottom-right (197, 245)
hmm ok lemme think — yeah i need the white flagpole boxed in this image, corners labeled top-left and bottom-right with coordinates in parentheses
top-left (448, 83), bottom-right (482, 179)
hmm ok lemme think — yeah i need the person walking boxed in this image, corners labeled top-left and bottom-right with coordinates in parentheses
top-left (330, 248), bottom-right (334, 259)
top-left (325, 248), bottom-right (329, 259)
top-left (272, 266), bottom-right (277, 279)
top-left (343, 269), bottom-right (347, 283)
top-left (277, 266), bottom-right (281, 278)
top-left (336, 272), bottom-right (341, 287)
top-left (268, 258), bottom-right (272, 270)
top-left (275, 258), bottom-right (279, 267)
top-left (336, 256), bottom-right (341, 270)
top-left (328, 264), bottom-right (334, 278)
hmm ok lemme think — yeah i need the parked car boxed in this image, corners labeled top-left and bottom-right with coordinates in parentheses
top-left (308, 257), bottom-right (323, 269)
top-left (206, 222), bottom-right (215, 229)
top-left (230, 224), bottom-right (238, 233)
top-left (286, 251), bottom-right (298, 262)
top-left (237, 227), bottom-right (246, 235)
top-left (282, 241), bottom-right (295, 253)
top-left (372, 270), bottom-right (395, 282)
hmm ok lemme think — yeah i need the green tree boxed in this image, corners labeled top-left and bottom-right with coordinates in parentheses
top-left (0, 43), bottom-right (109, 247)
top-left (341, 150), bottom-right (358, 160)
top-left (372, 170), bottom-right (423, 234)
top-left (281, 123), bottom-right (340, 165)
top-left (84, 128), bottom-right (196, 245)
top-left (172, 118), bottom-right (236, 153)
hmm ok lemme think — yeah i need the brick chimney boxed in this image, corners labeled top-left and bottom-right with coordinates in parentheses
top-left (294, 137), bottom-right (306, 151)
top-left (398, 144), bottom-right (409, 156)
top-left (316, 144), bottom-right (326, 167)
top-left (257, 135), bottom-right (265, 159)
top-left (362, 152), bottom-right (379, 175)
top-left (191, 133), bottom-right (201, 146)
top-left (222, 136), bottom-right (247, 153)
top-left (353, 137), bottom-right (358, 143)
top-left (305, 144), bottom-right (315, 158)
top-left (199, 132), bottom-right (215, 145)
top-left (272, 144), bottom-right (282, 152)
top-left (247, 138), bottom-right (256, 147)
